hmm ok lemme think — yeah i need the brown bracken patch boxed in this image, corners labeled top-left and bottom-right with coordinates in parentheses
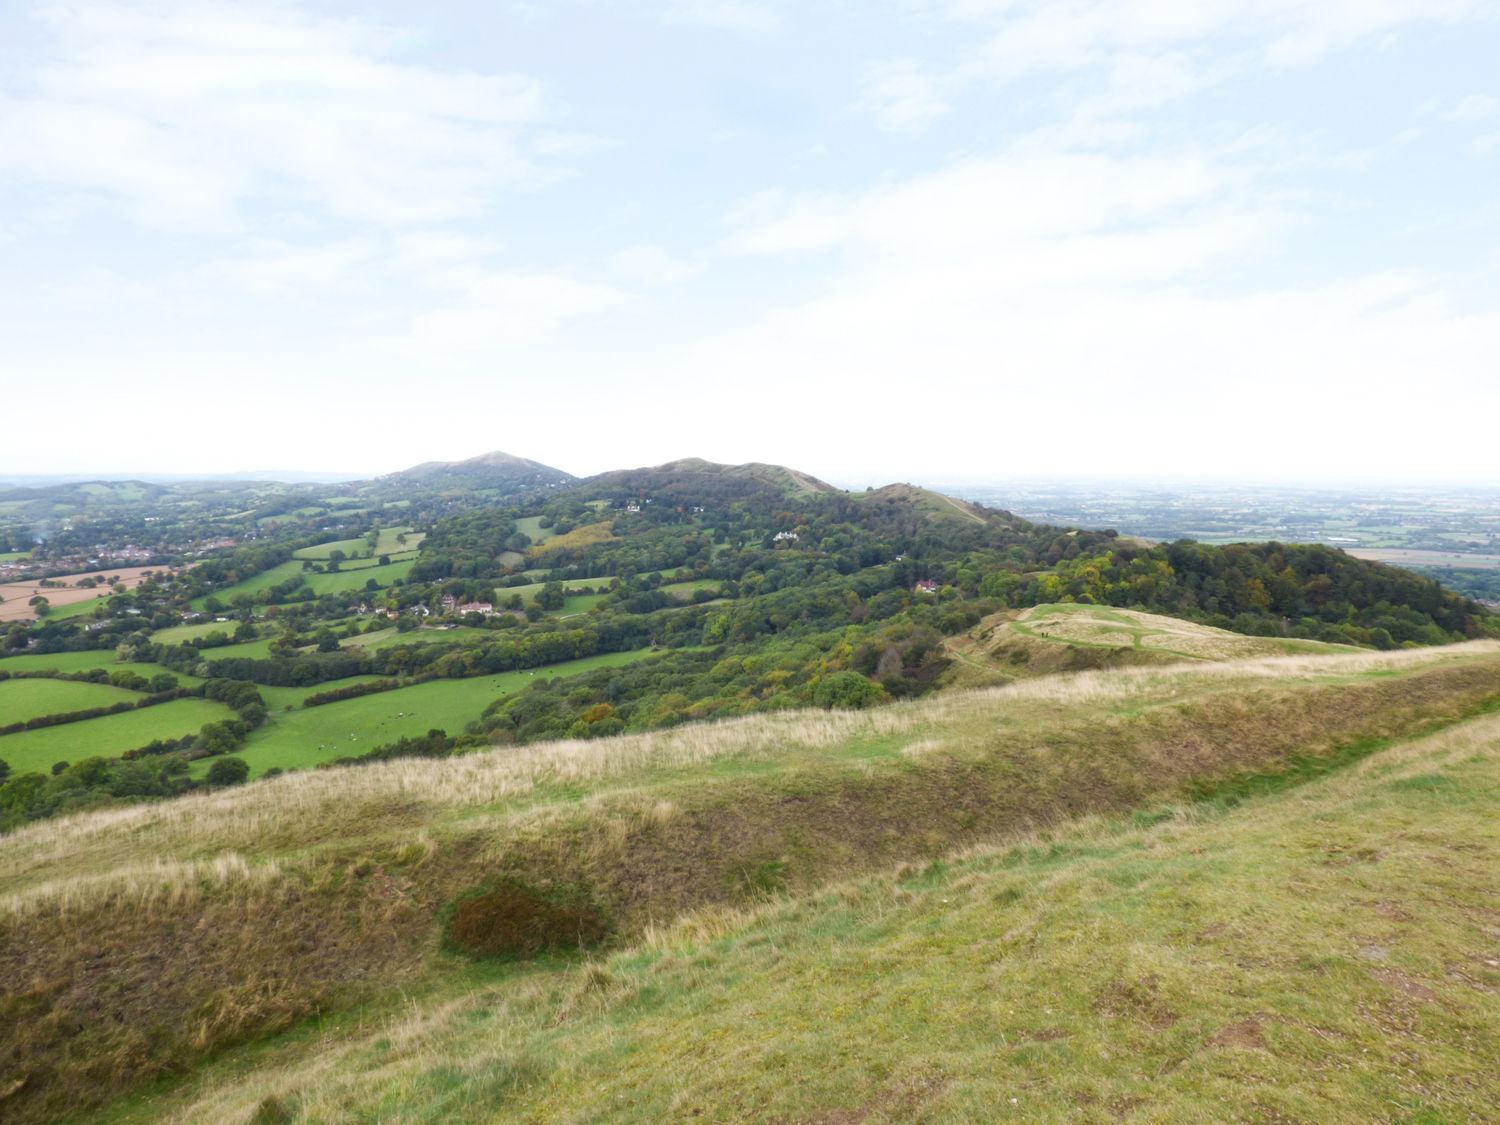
top-left (802, 1072), bottom-right (946, 1124)
top-left (446, 880), bottom-right (610, 959)
top-left (1373, 969), bottom-right (1437, 1003)
top-left (1210, 1016), bottom-right (1266, 1049)
top-left (1093, 975), bottom-right (1178, 1030)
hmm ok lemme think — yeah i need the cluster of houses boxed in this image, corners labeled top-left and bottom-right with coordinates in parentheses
top-left (439, 595), bottom-right (494, 617)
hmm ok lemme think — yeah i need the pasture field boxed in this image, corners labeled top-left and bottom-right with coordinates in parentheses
top-left (0, 565), bottom-right (162, 623)
top-left (1349, 547), bottom-right (1500, 571)
top-left (189, 561), bottom-right (305, 609)
top-left (191, 557), bottom-right (414, 610)
top-left (149, 620), bottom-right (241, 645)
top-left (0, 697), bottom-right (236, 774)
top-left (0, 678), bottom-right (146, 725)
top-left (0, 651), bottom-right (203, 684)
top-left (559, 593), bottom-right (608, 615)
top-left (0, 551), bottom-right (31, 562)
top-left (299, 559), bottom-right (415, 596)
top-left (195, 636), bottom-right (281, 661)
top-left (511, 516), bottom-right (556, 545)
top-left (660, 579), bottom-right (721, 598)
top-left (256, 677), bottom-right (388, 713)
top-left (293, 527), bottom-right (422, 559)
top-left (355, 626), bottom-right (499, 650)
top-left (230, 647), bottom-right (667, 775)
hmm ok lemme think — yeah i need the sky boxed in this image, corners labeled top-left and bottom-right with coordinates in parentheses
top-left (2, 0), bottom-right (1498, 484)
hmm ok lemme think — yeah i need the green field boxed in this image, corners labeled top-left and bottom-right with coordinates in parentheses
top-left (0, 651), bottom-right (204, 685)
top-left (195, 636), bottom-right (281, 661)
top-left (559, 593), bottom-right (608, 616)
top-left (512, 516), bottom-right (557, 545)
top-left (192, 557), bottom-right (415, 609)
top-left (256, 677), bottom-right (388, 713)
top-left (0, 678), bottom-right (146, 726)
top-left (0, 698), bottom-right (236, 774)
top-left (659, 579), bottom-right (720, 598)
top-left (40, 596), bottom-right (116, 622)
top-left (150, 620), bottom-right (241, 645)
top-left (189, 560), bottom-right (305, 609)
top-left (0, 551), bottom-right (32, 563)
top-left (300, 559), bottom-right (415, 596)
top-left (230, 648), bottom-right (665, 775)
top-left (293, 527), bottom-right (423, 560)
top-left (357, 626), bottom-right (500, 650)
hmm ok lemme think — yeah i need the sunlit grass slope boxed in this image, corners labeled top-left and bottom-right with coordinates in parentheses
top-left (2, 643), bottom-right (1499, 1121)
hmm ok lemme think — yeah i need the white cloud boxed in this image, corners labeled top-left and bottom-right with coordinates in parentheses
top-left (689, 136), bottom-right (1498, 477)
top-left (860, 60), bottom-right (952, 133)
top-left (660, 0), bottom-right (784, 33)
top-left (0, 2), bottom-right (562, 230)
top-left (1443, 93), bottom-right (1500, 123)
top-left (722, 151), bottom-right (1240, 267)
top-left (611, 244), bottom-right (703, 285)
top-left (399, 272), bottom-right (623, 357)
top-left (912, 0), bottom-right (1490, 131)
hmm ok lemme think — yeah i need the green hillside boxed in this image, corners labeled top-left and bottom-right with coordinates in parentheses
top-left (101, 688), bottom-right (1500, 1124)
top-left (3, 642), bottom-right (1500, 1121)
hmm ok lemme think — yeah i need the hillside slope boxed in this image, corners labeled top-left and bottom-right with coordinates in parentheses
top-left (582, 457), bottom-right (839, 502)
top-left (121, 691), bottom-right (1500, 1124)
top-left (382, 450), bottom-right (576, 492)
top-left (945, 603), bottom-right (1357, 686)
top-left (4, 643), bottom-right (1500, 1121)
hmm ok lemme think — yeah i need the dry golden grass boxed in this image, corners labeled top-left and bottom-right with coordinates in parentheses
top-left (3, 640), bottom-right (1494, 918)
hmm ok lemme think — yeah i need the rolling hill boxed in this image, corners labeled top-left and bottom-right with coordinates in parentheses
top-left (945, 603), bottom-right (1358, 686)
top-left (381, 450), bottom-right (576, 493)
top-left (582, 457), bottom-right (839, 502)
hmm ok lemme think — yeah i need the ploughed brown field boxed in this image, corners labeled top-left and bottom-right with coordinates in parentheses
top-left (0, 566), bottom-right (163, 623)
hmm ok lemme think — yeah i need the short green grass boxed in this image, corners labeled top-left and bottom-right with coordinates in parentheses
top-left (0, 698), bottom-right (237, 774)
top-left (293, 527), bottom-right (422, 559)
top-left (189, 561), bottom-right (306, 609)
top-left (511, 516), bottom-right (556, 545)
top-left (191, 557), bottom-right (415, 610)
top-left (229, 648), bottom-right (665, 776)
top-left (193, 636), bottom-right (281, 661)
top-left (299, 559), bottom-right (415, 596)
top-left (149, 620), bottom-right (241, 645)
top-left (37, 596), bottom-right (115, 622)
top-left (0, 651), bottom-right (203, 684)
top-left (0, 678), bottom-right (146, 725)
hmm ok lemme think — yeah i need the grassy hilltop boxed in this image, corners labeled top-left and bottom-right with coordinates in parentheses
top-left (3, 640), bottom-right (1500, 1121)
